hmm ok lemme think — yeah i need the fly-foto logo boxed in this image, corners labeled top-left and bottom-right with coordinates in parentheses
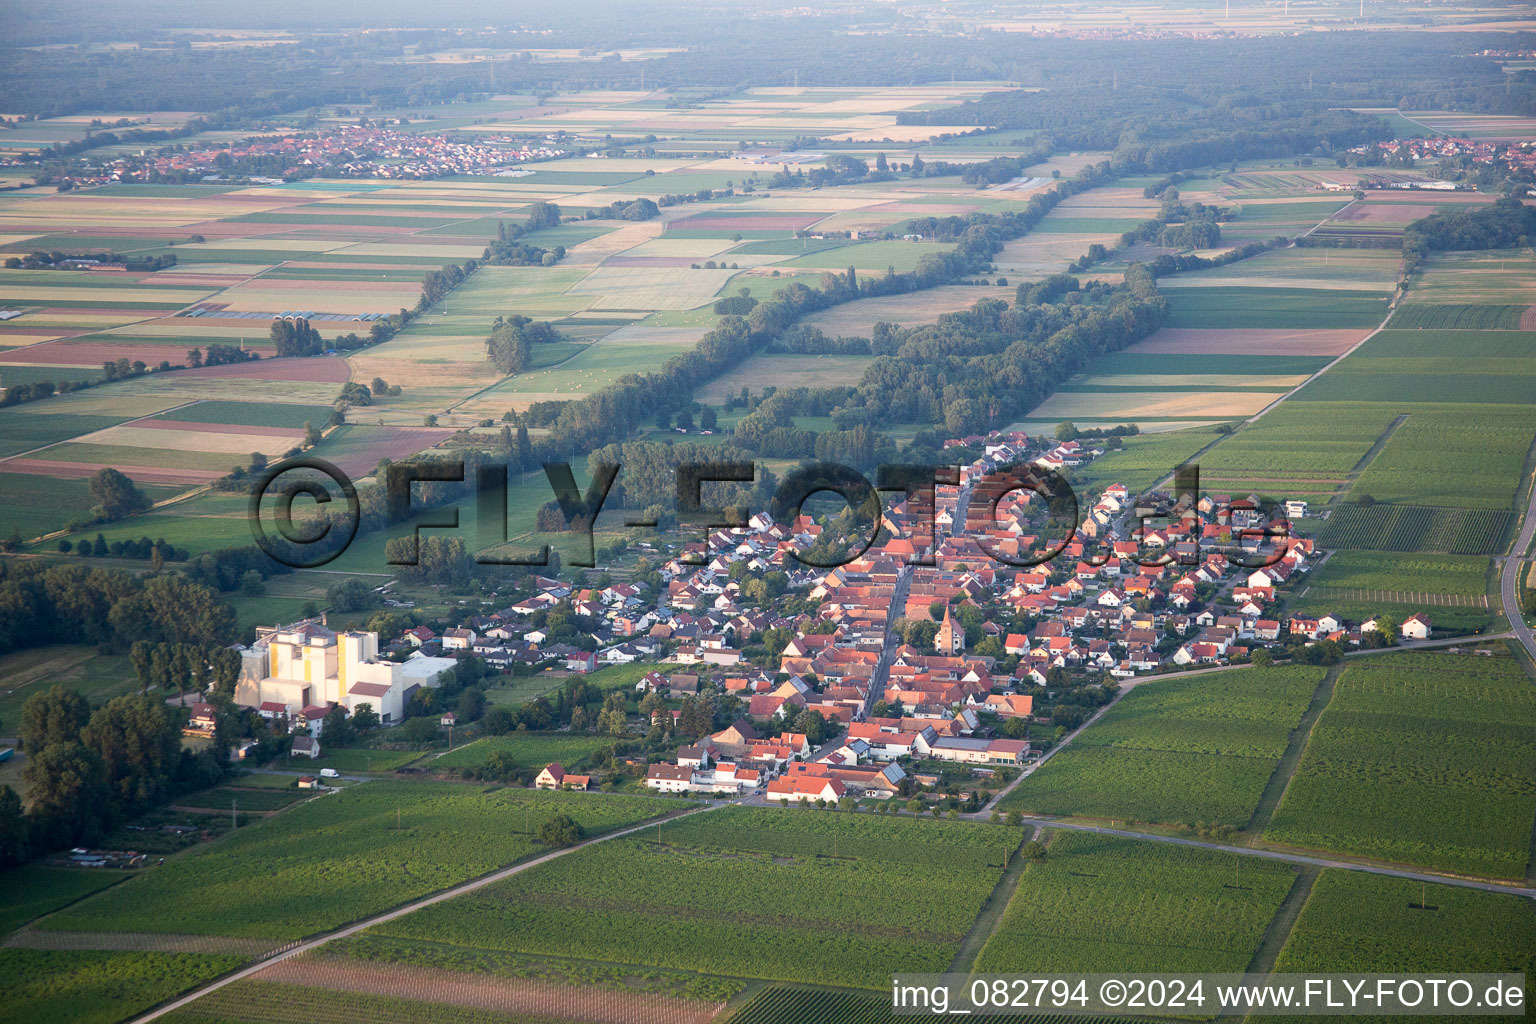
top-left (247, 458), bottom-right (1292, 572)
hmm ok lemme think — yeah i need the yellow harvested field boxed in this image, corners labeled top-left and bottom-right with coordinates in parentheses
top-left (1027, 390), bottom-right (1279, 419)
top-left (561, 222), bottom-right (662, 266)
top-left (567, 266), bottom-right (738, 310)
top-left (80, 424), bottom-right (297, 455)
top-left (800, 284), bottom-right (1001, 336)
top-left (0, 287), bottom-right (209, 307)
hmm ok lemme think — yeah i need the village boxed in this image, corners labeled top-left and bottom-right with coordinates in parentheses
top-left (219, 427), bottom-right (1437, 802)
top-left (2, 124), bottom-right (572, 185)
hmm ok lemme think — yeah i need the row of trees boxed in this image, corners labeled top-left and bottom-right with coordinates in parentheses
top-left (0, 561), bottom-right (236, 658)
top-left (1, 687), bottom-right (227, 862)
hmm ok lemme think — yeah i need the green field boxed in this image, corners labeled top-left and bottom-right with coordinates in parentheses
top-left (1067, 429), bottom-right (1218, 494)
top-left (430, 733), bottom-right (618, 773)
top-left (0, 647), bottom-right (142, 734)
top-left (999, 666), bottom-right (1325, 827)
top-left (775, 239), bottom-right (957, 273)
top-left (39, 782), bottom-right (684, 940)
top-left (1162, 287), bottom-right (1390, 330)
top-left (369, 805), bottom-right (1011, 988)
top-left (1386, 303), bottom-right (1526, 330)
top-left (0, 949), bottom-right (245, 1024)
top-left (0, 473), bottom-right (185, 540)
top-left (1305, 550), bottom-right (1490, 596)
top-left (150, 401), bottom-right (335, 429)
top-left (1317, 503), bottom-right (1513, 555)
top-left (1348, 406), bottom-right (1536, 510)
top-left (1265, 652), bottom-right (1536, 879)
top-left (975, 831), bottom-right (1297, 973)
top-left (0, 867), bottom-right (133, 938)
top-left (1200, 403), bottom-right (1402, 480)
top-left (0, 410), bottom-right (127, 458)
top-left (1267, 869), bottom-right (1536, 976)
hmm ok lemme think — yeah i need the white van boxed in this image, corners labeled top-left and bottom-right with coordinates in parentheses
top-left (319, 768), bottom-right (339, 778)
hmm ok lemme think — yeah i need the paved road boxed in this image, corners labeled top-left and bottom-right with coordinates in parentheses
top-left (122, 801), bottom-right (727, 1024)
top-left (1498, 475), bottom-right (1536, 659)
top-left (975, 815), bottom-right (1536, 900)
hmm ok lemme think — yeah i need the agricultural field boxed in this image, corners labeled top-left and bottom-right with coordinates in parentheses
top-left (1065, 428), bottom-right (1218, 494)
top-left (797, 283), bottom-right (1004, 337)
top-left (974, 831), bottom-right (1298, 974)
top-left (37, 782), bottom-right (684, 941)
top-left (1347, 406), bottom-right (1536, 510)
top-left (1195, 403), bottom-right (1403, 496)
top-left (0, 867), bottom-right (133, 939)
top-left (728, 986), bottom-right (1143, 1024)
top-left (1401, 247), bottom-right (1536, 307)
top-left (160, 978), bottom-right (701, 1024)
top-left (367, 805), bottom-right (1012, 988)
top-left (0, 949), bottom-right (246, 1024)
top-left (0, 646), bottom-right (142, 734)
top-left (999, 665), bottom-right (1326, 827)
top-left (1303, 550), bottom-right (1490, 597)
top-left (695, 352), bottom-right (874, 405)
top-left (429, 733), bottom-right (618, 774)
top-left (1160, 287), bottom-right (1391, 330)
top-left (1265, 651), bottom-right (1536, 879)
top-left (1387, 303), bottom-right (1527, 329)
top-left (1265, 869), bottom-right (1536, 977)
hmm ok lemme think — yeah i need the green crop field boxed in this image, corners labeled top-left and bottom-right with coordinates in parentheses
top-left (1348, 406), bottom-right (1536, 510)
top-left (1318, 503), bottom-right (1512, 555)
top-left (1067, 429), bottom-right (1217, 494)
top-left (975, 831), bottom-right (1298, 974)
top-left (430, 733), bottom-right (618, 772)
top-left (0, 866), bottom-right (133, 938)
top-left (0, 473), bottom-right (184, 540)
top-left (999, 666), bottom-right (1325, 827)
top-left (152, 401), bottom-right (336, 429)
top-left (0, 410), bottom-right (127, 458)
top-left (1305, 550), bottom-right (1490, 596)
top-left (1200, 404), bottom-right (1402, 479)
top-left (1265, 652), bottom-right (1536, 879)
top-left (1386, 303), bottom-right (1526, 330)
top-left (369, 805), bottom-right (1011, 988)
top-left (38, 782), bottom-right (684, 940)
top-left (1162, 287), bottom-right (1390, 330)
top-left (0, 949), bottom-right (245, 1024)
top-left (1267, 870), bottom-right (1536, 977)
